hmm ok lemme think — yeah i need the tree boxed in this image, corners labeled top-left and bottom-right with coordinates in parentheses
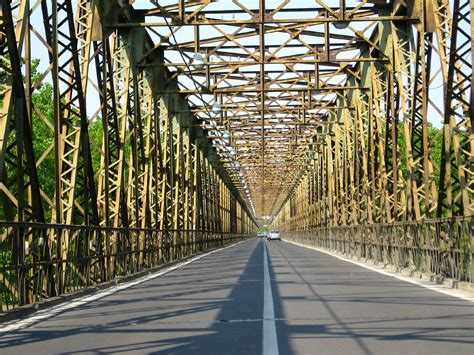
top-left (0, 59), bottom-right (103, 221)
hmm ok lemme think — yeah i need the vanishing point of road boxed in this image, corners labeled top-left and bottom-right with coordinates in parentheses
top-left (1, 239), bottom-right (473, 354)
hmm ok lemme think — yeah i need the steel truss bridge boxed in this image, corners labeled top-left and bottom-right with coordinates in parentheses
top-left (0, 0), bottom-right (473, 315)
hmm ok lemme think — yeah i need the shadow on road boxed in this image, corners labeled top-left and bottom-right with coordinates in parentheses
top-left (267, 241), bottom-right (474, 355)
top-left (0, 240), bottom-right (264, 354)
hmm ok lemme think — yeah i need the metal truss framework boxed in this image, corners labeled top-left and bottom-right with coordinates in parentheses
top-left (0, 0), bottom-right (472, 306)
top-left (0, 0), bottom-right (255, 308)
top-left (272, 0), bottom-right (473, 281)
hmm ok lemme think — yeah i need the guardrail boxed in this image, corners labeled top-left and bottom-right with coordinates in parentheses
top-left (282, 217), bottom-right (473, 283)
top-left (0, 222), bottom-right (251, 311)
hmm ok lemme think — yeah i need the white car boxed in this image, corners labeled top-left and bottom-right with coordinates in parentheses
top-left (267, 230), bottom-right (281, 241)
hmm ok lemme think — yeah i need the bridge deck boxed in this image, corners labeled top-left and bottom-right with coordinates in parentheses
top-left (1, 239), bottom-right (473, 354)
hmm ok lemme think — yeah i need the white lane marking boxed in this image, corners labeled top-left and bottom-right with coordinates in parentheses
top-left (0, 240), bottom-right (248, 334)
top-left (284, 240), bottom-right (474, 303)
top-left (262, 240), bottom-right (279, 355)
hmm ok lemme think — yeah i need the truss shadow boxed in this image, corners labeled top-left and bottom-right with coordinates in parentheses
top-left (0, 240), bottom-right (264, 354)
top-left (267, 241), bottom-right (474, 355)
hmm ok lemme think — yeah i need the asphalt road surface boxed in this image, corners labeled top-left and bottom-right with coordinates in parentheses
top-left (1, 239), bottom-right (473, 354)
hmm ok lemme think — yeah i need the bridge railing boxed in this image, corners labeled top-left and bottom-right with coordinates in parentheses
top-left (0, 222), bottom-right (251, 312)
top-left (282, 217), bottom-right (473, 283)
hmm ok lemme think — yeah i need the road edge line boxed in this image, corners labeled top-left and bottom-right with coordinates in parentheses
top-left (283, 239), bottom-right (474, 303)
top-left (0, 239), bottom-right (249, 333)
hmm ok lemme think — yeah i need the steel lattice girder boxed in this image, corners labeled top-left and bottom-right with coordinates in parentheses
top-left (273, 0), bottom-right (473, 226)
top-left (0, 0), bottom-right (473, 304)
top-left (104, 0), bottom-right (422, 219)
top-left (116, 0), bottom-right (471, 225)
top-left (0, 0), bottom-right (256, 306)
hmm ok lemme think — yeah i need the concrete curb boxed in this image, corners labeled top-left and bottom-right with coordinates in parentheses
top-left (343, 253), bottom-right (473, 294)
top-left (283, 239), bottom-right (474, 302)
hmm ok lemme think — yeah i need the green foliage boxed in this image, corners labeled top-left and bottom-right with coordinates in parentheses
top-left (396, 122), bottom-right (443, 182)
top-left (0, 237), bottom-right (16, 307)
top-left (0, 59), bottom-right (103, 221)
top-left (88, 119), bottom-right (104, 185)
top-left (427, 124), bottom-right (443, 183)
top-left (32, 82), bottom-right (55, 216)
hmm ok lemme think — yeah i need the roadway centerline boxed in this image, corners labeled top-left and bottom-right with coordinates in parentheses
top-left (262, 240), bottom-right (279, 355)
